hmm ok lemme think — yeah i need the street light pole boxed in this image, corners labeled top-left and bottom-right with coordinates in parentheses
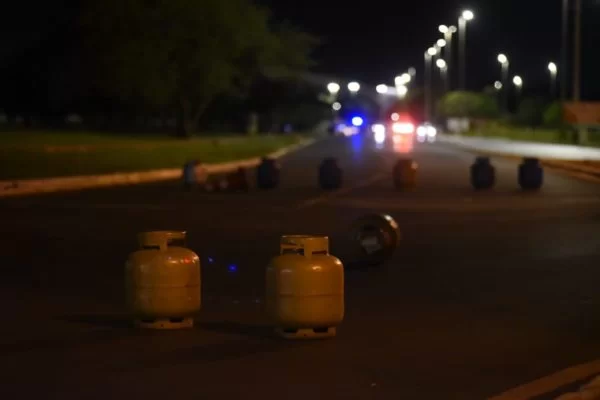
top-left (446, 26), bottom-right (457, 90)
top-left (561, 0), bottom-right (569, 101)
top-left (497, 54), bottom-right (509, 114)
top-left (548, 62), bottom-right (558, 99)
top-left (458, 17), bottom-right (466, 90)
top-left (425, 47), bottom-right (437, 122)
top-left (437, 59), bottom-right (448, 96)
top-left (458, 10), bottom-right (474, 90)
top-left (513, 75), bottom-right (523, 108)
top-left (573, 0), bottom-right (581, 101)
top-left (327, 82), bottom-right (341, 120)
top-left (425, 52), bottom-right (432, 122)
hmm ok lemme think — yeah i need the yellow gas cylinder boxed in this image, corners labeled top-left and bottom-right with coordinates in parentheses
top-left (125, 231), bottom-right (201, 329)
top-left (266, 235), bottom-right (344, 339)
top-left (393, 159), bottom-right (418, 189)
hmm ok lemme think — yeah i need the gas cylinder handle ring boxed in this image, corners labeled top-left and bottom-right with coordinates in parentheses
top-left (138, 231), bottom-right (187, 251)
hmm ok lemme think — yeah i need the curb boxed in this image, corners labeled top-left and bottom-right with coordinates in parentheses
top-left (0, 138), bottom-right (316, 198)
top-left (555, 375), bottom-right (600, 400)
top-left (438, 134), bottom-right (600, 180)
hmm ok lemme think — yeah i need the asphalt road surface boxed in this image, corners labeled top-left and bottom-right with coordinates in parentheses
top-left (2, 133), bottom-right (600, 399)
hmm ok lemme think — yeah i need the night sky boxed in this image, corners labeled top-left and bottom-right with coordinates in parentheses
top-left (2, 1), bottom-right (599, 100)
top-left (260, 0), bottom-right (600, 98)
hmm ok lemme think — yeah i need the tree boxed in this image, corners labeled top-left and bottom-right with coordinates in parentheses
top-left (543, 101), bottom-right (563, 127)
top-left (81, 0), bottom-right (315, 137)
top-left (438, 91), bottom-right (498, 119)
top-left (517, 97), bottom-right (547, 127)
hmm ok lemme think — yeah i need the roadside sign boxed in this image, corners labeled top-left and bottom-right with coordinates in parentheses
top-left (563, 102), bottom-right (600, 126)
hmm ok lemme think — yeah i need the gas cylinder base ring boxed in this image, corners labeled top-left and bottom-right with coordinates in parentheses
top-left (275, 326), bottom-right (337, 339)
top-left (135, 317), bottom-right (194, 330)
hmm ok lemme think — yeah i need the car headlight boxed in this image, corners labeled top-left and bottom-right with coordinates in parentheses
top-left (427, 126), bottom-right (437, 137)
top-left (374, 130), bottom-right (386, 144)
top-left (371, 124), bottom-right (385, 134)
top-left (392, 122), bottom-right (415, 134)
top-left (416, 126), bottom-right (427, 136)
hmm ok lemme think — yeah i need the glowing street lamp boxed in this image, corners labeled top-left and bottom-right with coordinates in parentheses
top-left (437, 38), bottom-right (447, 48)
top-left (376, 84), bottom-right (389, 94)
top-left (427, 47), bottom-right (438, 56)
top-left (513, 75), bottom-right (523, 104)
top-left (494, 81), bottom-right (503, 90)
top-left (497, 54), bottom-right (510, 83)
top-left (462, 9), bottom-right (475, 21)
top-left (496, 54), bottom-right (510, 112)
top-left (513, 75), bottom-right (523, 87)
top-left (348, 81), bottom-right (360, 93)
top-left (395, 73), bottom-right (411, 86)
top-left (439, 25), bottom-right (449, 34)
top-left (327, 82), bottom-right (340, 95)
top-left (398, 84), bottom-right (408, 98)
top-left (332, 102), bottom-right (342, 111)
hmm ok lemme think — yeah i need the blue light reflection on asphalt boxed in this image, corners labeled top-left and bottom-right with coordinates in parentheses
top-left (350, 132), bottom-right (364, 153)
top-left (228, 264), bottom-right (238, 273)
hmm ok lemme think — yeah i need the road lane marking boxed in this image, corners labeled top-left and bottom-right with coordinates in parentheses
top-left (296, 172), bottom-right (389, 209)
top-left (489, 360), bottom-right (600, 400)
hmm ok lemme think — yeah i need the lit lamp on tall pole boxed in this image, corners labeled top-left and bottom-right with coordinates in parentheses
top-left (497, 54), bottom-right (509, 113)
top-left (548, 62), bottom-right (558, 99)
top-left (376, 84), bottom-right (391, 118)
top-left (347, 81), bottom-right (360, 95)
top-left (395, 73), bottom-right (411, 101)
top-left (327, 82), bottom-right (341, 119)
top-left (395, 73), bottom-right (411, 87)
top-left (436, 58), bottom-right (449, 95)
top-left (408, 67), bottom-right (417, 80)
top-left (434, 39), bottom-right (446, 69)
top-left (458, 9), bottom-right (475, 90)
top-left (439, 25), bottom-right (457, 89)
top-left (424, 47), bottom-right (438, 122)
top-left (493, 81), bottom-right (503, 110)
top-left (397, 84), bottom-right (408, 100)
top-left (327, 82), bottom-right (340, 98)
top-left (513, 75), bottom-right (523, 107)
top-left (376, 84), bottom-right (389, 95)
top-left (436, 39), bottom-right (447, 53)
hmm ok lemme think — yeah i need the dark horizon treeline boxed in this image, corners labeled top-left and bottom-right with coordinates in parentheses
top-left (0, 1), bottom-right (329, 134)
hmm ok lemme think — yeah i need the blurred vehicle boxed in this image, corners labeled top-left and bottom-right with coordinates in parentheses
top-left (371, 123), bottom-right (387, 144)
top-left (333, 115), bottom-right (365, 137)
top-left (389, 112), bottom-right (416, 136)
top-left (391, 121), bottom-right (415, 135)
top-left (416, 122), bottom-right (437, 142)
